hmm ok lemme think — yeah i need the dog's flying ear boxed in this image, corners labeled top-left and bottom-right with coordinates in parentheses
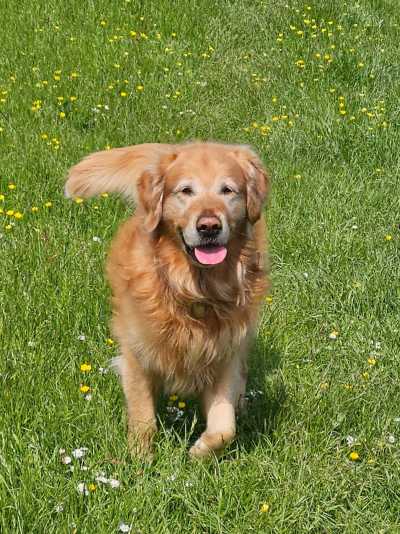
top-left (65, 143), bottom-right (176, 232)
top-left (65, 143), bottom-right (174, 201)
top-left (136, 152), bottom-right (177, 232)
top-left (230, 145), bottom-right (269, 224)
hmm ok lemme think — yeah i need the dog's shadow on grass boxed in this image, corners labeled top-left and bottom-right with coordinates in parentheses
top-left (156, 332), bottom-right (286, 455)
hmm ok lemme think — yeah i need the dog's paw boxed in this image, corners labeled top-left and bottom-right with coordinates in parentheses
top-left (128, 424), bottom-right (156, 462)
top-left (188, 429), bottom-right (235, 459)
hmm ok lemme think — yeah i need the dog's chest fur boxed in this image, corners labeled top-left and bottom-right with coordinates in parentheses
top-left (107, 218), bottom-right (267, 394)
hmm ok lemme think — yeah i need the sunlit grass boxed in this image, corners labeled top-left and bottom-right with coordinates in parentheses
top-left (1, 0), bottom-right (399, 532)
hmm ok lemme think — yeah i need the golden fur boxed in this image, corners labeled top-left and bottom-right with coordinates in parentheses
top-left (65, 141), bottom-right (270, 458)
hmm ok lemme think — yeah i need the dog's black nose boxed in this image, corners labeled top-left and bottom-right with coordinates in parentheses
top-left (196, 215), bottom-right (222, 238)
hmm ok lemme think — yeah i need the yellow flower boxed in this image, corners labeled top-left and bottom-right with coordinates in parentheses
top-left (136, 84), bottom-right (144, 92)
top-left (178, 401), bottom-right (186, 409)
top-left (70, 96), bottom-right (78, 102)
top-left (41, 133), bottom-right (48, 140)
top-left (59, 111), bottom-right (66, 118)
top-left (75, 197), bottom-right (84, 204)
top-left (5, 224), bottom-right (12, 230)
top-left (31, 206), bottom-right (39, 212)
top-left (349, 451), bottom-right (360, 461)
top-left (80, 385), bottom-right (90, 394)
top-left (0, 194), bottom-right (4, 201)
top-left (384, 234), bottom-right (392, 241)
top-left (101, 192), bottom-right (109, 198)
top-left (329, 330), bottom-right (339, 340)
top-left (362, 371), bottom-right (369, 380)
top-left (260, 503), bottom-right (270, 513)
top-left (320, 382), bottom-right (329, 391)
top-left (8, 183), bottom-right (16, 190)
top-left (80, 363), bottom-right (92, 372)
top-left (88, 483), bottom-right (96, 491)
top-left (6, 210), bottom-right (14, 216)
top-left (169, 394), bottom-right (178, 401)
top-left (100, 20), bottom-right (107, 26)
top-left (14, 212), bottom-right (23, 219)
top-left (368, 357), bottom-right (376, 366)
top-left (106, 337), bottom-right (114, 345)
top-left (265, 296), bottom-right (273, 304)
top-left (44, 202), bottom-right (53, 208)
top-left (295, 59), bottom-right (305, 68)
top-left (120, 91), bottom-right (128, 97)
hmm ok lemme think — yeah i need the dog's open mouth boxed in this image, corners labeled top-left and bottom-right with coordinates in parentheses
top-left (181, 233), bottom-right (227, 266)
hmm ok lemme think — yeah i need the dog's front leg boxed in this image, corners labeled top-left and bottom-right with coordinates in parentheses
top-left (189, 349), bottom-right (247, 459)
top-left (119, 348), bottom-right (159, 459)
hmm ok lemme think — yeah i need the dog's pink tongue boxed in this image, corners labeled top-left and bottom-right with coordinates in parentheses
top-left (194, 246), bottom-right (227, 265)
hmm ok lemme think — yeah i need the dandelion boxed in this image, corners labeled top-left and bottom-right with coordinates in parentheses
top-left (80, 385), bottom-right (90, 394)
top-left (80, 363), bottom-right (92, 372)
top-left (74, 197), bottom-right (84, 204)
top-left (384, 234), bottom-right (392, 241)
top-left (349, 451), bottom-right (360, 461)
top-left (265, 296), bottom-right (273, 304)
top-left (169, 394), bottom-right (178, 401)
top-left (329, 330), bottom-right (339, 340)
top-left (88, 483), bottom-right (96, 492)
top-left (0, 194), bottom-right (4, 201)
top-left (106, 338), bottom-right (114, 345)
top-left (44, 202), bottom-right (53, 208)
top-left (8, 183), bottom-right (16, 190)
top-left (260, 502), bottom-right (270, 513)
top-left (136, 84), bottom-right (144, 92)
top-left (178, 401), bottom-right (186, 409)
top-left (31, 207), bottom-right (39, 212)
top-left (120, 91), bottom-right (128, 97)
top-left (368, 357), bottom-right (376, 366)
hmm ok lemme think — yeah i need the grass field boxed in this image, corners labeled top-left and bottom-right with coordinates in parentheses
top-left (1, 0), bottom-right (400, 532)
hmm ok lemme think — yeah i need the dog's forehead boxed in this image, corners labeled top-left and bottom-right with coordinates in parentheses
top-left (165, 145), bottom-right (244, 187)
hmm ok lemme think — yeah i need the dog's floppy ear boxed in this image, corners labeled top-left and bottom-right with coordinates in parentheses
top-left (136, 152), bottom-right (177, 232)
top-left (64, 143), bottom-right (174, 202)
top-left (230, 145), bottom-right (269, 224)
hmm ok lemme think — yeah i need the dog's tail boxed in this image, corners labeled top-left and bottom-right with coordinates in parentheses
top-left (64, 143), bottom-right (174, 201)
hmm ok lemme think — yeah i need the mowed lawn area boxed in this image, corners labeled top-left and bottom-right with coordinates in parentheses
top-left (1, 0), bottom-right (399, 532)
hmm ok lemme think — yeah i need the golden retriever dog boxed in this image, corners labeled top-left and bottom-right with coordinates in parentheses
top-left (65, 141), bottom-right (269, 459)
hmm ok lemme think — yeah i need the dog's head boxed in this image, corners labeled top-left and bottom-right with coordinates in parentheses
top-left (65, 142), bottom-right (269, 267)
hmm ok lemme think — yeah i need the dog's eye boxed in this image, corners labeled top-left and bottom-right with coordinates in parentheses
top-left (221, 186), bottom-right (234, 195)
top-left (180, 186), bottom-right (194, 196)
